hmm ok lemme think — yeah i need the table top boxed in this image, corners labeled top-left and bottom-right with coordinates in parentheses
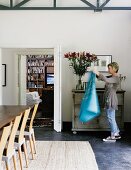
top-left (0, 105), bottom-right (31, 129)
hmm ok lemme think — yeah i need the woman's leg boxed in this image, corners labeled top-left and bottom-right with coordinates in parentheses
top-left (106, 108), bottom-right (120, 137)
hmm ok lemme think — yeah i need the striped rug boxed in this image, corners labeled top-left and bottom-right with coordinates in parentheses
top-left (25, 141), bottom-right (98, 170)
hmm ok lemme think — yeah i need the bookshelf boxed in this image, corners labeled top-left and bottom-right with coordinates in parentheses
top-left (27, 55), bottom-right (54, 96)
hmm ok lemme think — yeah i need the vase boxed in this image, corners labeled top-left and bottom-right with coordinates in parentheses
top-left (76, 75), bottom-right (83, 90)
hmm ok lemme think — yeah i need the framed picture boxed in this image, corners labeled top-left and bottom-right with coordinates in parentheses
top-left (93, 55), bottom-right (112, 72)
top-left (2, 64), bottom-right (7, 87)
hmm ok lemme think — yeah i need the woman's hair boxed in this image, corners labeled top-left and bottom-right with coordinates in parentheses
top-left (108, 62), bottom-right (119, 73)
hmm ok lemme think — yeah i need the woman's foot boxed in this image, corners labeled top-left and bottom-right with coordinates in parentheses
top-left (114, 135), bottom-right (121, 139)
top-left (103, 136), bottom-right (116, 142)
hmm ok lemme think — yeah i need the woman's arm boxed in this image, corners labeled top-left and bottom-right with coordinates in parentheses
top-left (93, 68), bottom-right (119, 84)
top-left (98, 74), bottom-right (119, 84)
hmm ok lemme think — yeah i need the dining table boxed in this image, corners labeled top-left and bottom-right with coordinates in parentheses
top-left (0, 105), bottom-right (33, 129)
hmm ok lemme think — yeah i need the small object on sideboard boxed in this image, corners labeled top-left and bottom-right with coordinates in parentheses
top-left (26, 91), bottom-right (42, 105)
top-left (119, 74), bottom-right (126, 91)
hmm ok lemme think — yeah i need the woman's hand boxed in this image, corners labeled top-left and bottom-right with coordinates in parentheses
top-left (86, 67), bottom-right (93, 72)
top-left (93, 67), bottom-right (100, 76)
top-left (87, 66), bottom-right (100, 76)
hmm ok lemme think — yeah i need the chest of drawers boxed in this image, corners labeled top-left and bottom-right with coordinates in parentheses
top-left (72, 89), bottom-right (125, 133)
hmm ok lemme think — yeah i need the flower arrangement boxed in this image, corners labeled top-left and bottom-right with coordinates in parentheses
top-left (64, 51), bottom-right (97, 77)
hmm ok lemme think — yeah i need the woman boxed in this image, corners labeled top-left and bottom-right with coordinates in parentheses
top-left (93, 62), bottom-right (121, 142)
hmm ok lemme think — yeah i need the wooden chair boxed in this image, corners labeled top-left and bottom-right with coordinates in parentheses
top-left (0, 123), bottom-right (12, 170)
top-left (24, 104), bottom-right (38, 159)
top-left (15, 108), bottom-right (30, 170)
top-left (2, 114), bottom-right (22, 170)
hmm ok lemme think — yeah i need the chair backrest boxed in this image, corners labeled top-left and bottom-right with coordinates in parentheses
top-left (18, 108), bottom-right (30, 143)
top-left (29, 104), bottom-right (38, 131)
top-left (6, 114), bottom-right (22, 156)
top-left (0, 123), bottom-right (12, 161)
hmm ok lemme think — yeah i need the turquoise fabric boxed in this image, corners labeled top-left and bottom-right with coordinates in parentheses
top-left (79, 72), bottom-right (100, 122)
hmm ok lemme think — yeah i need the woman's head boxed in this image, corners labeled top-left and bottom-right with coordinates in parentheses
top-left (108, 62), bottom-right (119, 74)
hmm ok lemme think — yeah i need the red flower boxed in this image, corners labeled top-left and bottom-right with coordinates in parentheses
top-left (64, 51), bottom-right (98, 76)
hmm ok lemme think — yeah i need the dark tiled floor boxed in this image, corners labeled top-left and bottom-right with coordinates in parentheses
top-left (34, 127), bottom-right (131, 170)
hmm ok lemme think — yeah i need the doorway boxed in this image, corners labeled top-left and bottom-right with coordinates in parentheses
top-left (25, 54), bottom-right (54, 128)
top-left (1, 46), bottom-right (62, 132)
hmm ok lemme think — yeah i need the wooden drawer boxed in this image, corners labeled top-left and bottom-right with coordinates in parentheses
top-left (73, 93), bottom-right (124, 105)
top-left (100, 108), bottom-right (122, 117)
top-left (116, 109), bottom-right (122, 117)
top-left (74, 117), bottom-right (99, 129)
top-left (73, 93), bottom-right (84, 104)
top-left (117, 94), bottom-right (124, 105)
top-left (98, 116), bottom-right (123, 129)
top-left (97, 93), bottom-right (124, 106)
top-left (98, 116), bottom-right (109, 129)
top-left (97, 93), bottom-right (103, 104)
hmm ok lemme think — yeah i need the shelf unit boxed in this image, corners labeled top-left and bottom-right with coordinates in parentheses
top-left (27, 55), bottom-right (54, 96)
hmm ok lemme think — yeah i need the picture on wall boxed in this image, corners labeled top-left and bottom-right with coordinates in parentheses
top-left (2, 64), bottom-right (6, 86)
top-left (94, 55), bottom-right (112, 72)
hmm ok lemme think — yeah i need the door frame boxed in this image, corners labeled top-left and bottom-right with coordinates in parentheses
top-left (0, 49), bottom-right (2, 105)
top-left (0, 46), bottom-right (62, 132)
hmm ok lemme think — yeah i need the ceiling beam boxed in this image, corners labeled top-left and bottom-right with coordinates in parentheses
top-left (100, 0), bottom-right (111, 8)
top-left (1, 7), bottom-right (93, 10)
top-left (14, 0), bottom-right (30, 8)
top-left (10, 0), bottom-right (13, 8)
top-left (97, 0), bottom-right (99, 8)
top-left (103, 7), bottom-right (131, 10)
top-left (0, 5), bottom-right (9, 9)
top-left (0, 6), bottom-right (130, 10)
top-left (54, 0), bottom-right (56, 8)
top-left (0, 0), bottom-right (131, 10)
top-left (80, 0), bottom-right (95, 9)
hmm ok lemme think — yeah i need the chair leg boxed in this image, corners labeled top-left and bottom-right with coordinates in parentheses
top-left (5, 160), bottom-right (10, 170)
top-left (12, 154), bottom-right (17, 170)
top-left (0, 166), bottom-right (3, 170)
top-left (23, 143), bottom-right (29, 168)
top-left (29, 136), bottom-right (35, 160)
top-left (32, 132), bottom-right (36, 154)
top-left (0, 162), bottom-right (3, 170)
top-left (18, 148), bottom-right (23, 170)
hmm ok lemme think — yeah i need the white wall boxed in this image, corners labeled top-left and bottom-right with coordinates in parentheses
top-left (2, 49), bottom-right (19, 105)
top-left (0, 9), bottom-right (131, 121)
top-left (1, 48), bottom-right (55, 105)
